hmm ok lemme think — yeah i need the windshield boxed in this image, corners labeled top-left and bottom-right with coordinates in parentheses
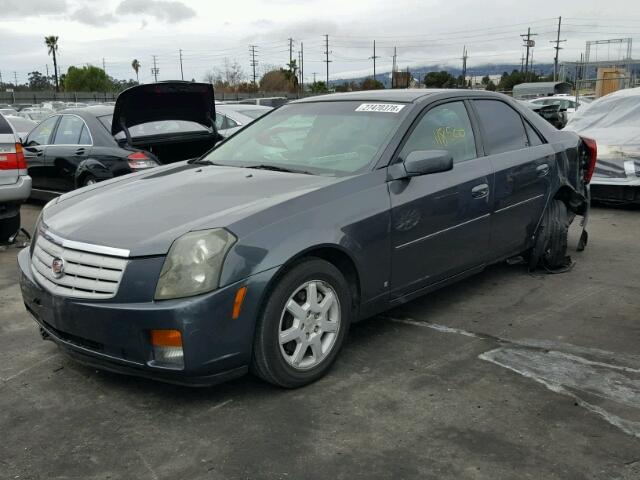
top-left (98, 115), bottom-right (208, 139)
top-left (200, 101), bottom-right (408, 176)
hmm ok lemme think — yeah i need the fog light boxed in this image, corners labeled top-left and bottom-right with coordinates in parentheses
top-left (149, 329), bottom-right (184, 369)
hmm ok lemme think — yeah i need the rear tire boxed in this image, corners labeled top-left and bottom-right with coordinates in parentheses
top-left (0, 211), bottom-right (20, 243)
top-left (251, 258), bottom-right (352, 388)
top-left (529, 199), bottom-right (570, 270)
top-left (81, 174), bottom-right (97, 187)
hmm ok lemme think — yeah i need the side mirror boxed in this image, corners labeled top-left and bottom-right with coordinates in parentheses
top-left (404, 150), bottom-right (453, 176)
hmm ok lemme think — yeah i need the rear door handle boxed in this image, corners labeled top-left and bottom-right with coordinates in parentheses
top-left (536, 163), bottom-right (550, 176)
top-left (471, 183), bottom-right (489, 199)
top-left (75, 148), bottom-right (86, 155)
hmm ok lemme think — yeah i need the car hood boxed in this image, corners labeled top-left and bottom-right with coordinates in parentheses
top-left (111, 82), bottom-right (216, 137)
top-left (42, 163), bottom-right (337, 257)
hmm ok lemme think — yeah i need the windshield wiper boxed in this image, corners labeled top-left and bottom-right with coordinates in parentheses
top-left (246, 164), bottom-right (312, 175)
top-left (191, 159), bottom-right (225, 166)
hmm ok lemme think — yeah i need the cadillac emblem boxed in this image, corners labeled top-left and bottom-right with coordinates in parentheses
top-left (51, 257), bottom-right (65, 279)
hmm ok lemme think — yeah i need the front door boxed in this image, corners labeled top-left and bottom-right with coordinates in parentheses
top-left (470, 99), bottom-right (554, 258)
top-left (389, 100), bottom-right (492, 296)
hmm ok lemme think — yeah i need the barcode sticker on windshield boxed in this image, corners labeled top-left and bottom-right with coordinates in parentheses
top-left (355, 103), bottom-right (405, 113)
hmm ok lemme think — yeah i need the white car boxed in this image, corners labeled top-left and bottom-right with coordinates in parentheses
top-left (528, 95), bottom-right (592, 121)
top-left (215, 104), bottom-right (272, 137)
top-left (564, 87), bottom-right (640, 204)
top-left (3, 115), bottom-right (37, 140)
top-left (0, 114), bottom-right (32, 242)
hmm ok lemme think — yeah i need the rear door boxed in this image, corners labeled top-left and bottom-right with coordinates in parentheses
top-left (470, 99), bottom-right (555, 259)
top-left (389, 100), bottom-right (492, 295)
top-left (45, 114), bottom-right (91, 192)
top-left (23, 115), bottom-right (60, 190)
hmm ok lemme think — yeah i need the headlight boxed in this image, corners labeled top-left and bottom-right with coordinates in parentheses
top-left (154, 228), bottom-right (236, 300)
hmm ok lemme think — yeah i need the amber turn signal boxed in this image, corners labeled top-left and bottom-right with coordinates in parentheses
top-left (150, 329), bottom-right (182, 347)
top-left (232, 286), bottom-right (248, 320)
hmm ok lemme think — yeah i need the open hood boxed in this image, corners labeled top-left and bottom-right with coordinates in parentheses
top-left (111, 81), bottom-right (215, 137)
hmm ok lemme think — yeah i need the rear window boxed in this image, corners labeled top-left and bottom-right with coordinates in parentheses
top-left (5, 116), bottom-right (36, 133)
top-left (98, 115), bottom-right (208, 139)
top-left (0, 114), bottom-right (13, 134)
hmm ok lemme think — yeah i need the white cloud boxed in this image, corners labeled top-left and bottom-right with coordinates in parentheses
top-left (115, 0), bottom-right (196, 23)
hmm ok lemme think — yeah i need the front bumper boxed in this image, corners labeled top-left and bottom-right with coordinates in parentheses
top-left (0, 175), bottom-right (32, 204)
top-left (18, 248), bottom-right (277, 386)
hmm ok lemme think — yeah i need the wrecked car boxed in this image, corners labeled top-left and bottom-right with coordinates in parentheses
top-left (564, 87), bottom-right (640, 204)
top-left (19, 90), bottom-right (595, 389)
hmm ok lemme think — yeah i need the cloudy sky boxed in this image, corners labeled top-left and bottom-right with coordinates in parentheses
top-left (1, 0), bottom-right (639, 85)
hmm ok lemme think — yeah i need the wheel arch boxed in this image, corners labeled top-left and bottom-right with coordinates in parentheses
top-left (258, 244), bottom-right (362, 323)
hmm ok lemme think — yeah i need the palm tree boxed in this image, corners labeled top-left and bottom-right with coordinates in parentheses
top-left (45, 36), bottom-right (60, 92)
top-left (131, 59), bottom-right (141, 84)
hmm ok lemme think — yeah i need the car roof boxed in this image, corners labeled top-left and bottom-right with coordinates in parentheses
top-left (294, 89), bottom-right (447, 104)
top-left (58, 105), bottom-right (114, 117)
top-left (218, 104), bottom-right (272, 112)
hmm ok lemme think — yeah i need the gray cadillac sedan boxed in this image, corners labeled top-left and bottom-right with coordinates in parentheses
top-left (19, 89), bottom-right (595, 388)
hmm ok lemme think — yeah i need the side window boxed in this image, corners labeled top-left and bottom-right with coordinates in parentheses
top-left (79, 124), bottom-right (91, 144)
top-left (225, 116), bottom-right (239, 128)
top-left (524, 122), bottom-right (544, 146)
top-left (53, 115), bottom-right (86, 145)
top-left (473, 100), bottom-right (528, 155)
top-left (26, 116), bottom-right (58, 146)
top-left (399, 101), bottom-right (476, 164)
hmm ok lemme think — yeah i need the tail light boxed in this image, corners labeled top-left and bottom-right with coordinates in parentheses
top-left (127, 151), bottom-right (158, 170)
top-left (580, 136), bottom-right (597, 184)
top-left (0, 143), bottom-right (27, 172)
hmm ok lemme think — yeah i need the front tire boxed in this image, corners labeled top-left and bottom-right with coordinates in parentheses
top-left (251, 258), bottom-right (352, 388)
top-left (0, 211), bottom-right (20, 243)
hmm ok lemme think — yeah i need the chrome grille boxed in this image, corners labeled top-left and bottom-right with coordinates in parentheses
top-left (31, 233), bottom-right (128, 300)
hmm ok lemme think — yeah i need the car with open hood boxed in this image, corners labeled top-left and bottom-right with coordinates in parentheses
top-left (23, 82), bottom-right (221, 199)
top-left (564, 87), bottom-right (640, 204)
top-left (19, 89), bottom-right (595, 388)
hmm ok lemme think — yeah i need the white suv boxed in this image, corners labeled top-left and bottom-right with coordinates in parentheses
top-left (0, 113), bottom-right (31, 242)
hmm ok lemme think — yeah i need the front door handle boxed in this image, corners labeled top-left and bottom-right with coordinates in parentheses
top-left (536, 163), bottom-right (550, 177)
top-left (471, 183), bottom-right (489, 199)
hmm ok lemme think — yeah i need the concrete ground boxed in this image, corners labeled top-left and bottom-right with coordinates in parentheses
top-left (1, 202), bottom-right (639, 480)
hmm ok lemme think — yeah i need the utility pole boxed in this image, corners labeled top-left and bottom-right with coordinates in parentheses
top-left (249, 45), bottom-right (258, 85)
top-left (370, 40), bottom-right (380, 82)
top-left (102, 57), bottom-right (106, 73)
top-left (46, 64), bottom-right (49, 78)
top-left (300, 42), bottom-right (304, 94)
top-left (179, 49), bottom-right (184, 80)
top-left (312, 72), bottom-right (317, 84)
top-left (392, 46), bottom-right (397, 72)
top-left (520, 27), bottom-right (538, 81)
top-left (288, 38), bottom-right (294, 65)
top-left (151, 55), bottom-right (159, 82)
top-left (520, 53), bottom-right (525, 72)
top-left (298, 50), bottom-right (303, 97)
top-left (323, 34), bottom-right (331, 86)
top-left (461, 46), bottom-right (468, 88)
top-left (14, 71), bottom-right (18, 86)
top-left (550, 16), bottom-right (566, 81)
